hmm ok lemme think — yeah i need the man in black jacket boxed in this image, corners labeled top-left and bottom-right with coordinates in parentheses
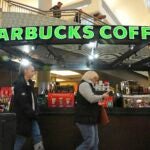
top-left (13, 64), bottom-right (44, 150)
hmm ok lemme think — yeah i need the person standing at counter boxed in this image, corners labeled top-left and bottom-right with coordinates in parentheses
top-left (13, 64), bottom-right (45, 150)
top-left (75, 71), bottom-right (109, 150)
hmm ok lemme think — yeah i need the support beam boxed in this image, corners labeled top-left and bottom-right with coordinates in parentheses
top-left (131, 65), bottom-right (150, 71)
top-left (132, 57), bottom-right (150, 67)
top-left (47, 45), bottom-right (64, 62)
top-left (50, 62), bottom-right (125, 70)
top-left (111, 43), bottom-right (148, 67)
top-left (37, 70), bottom-right (50, 94)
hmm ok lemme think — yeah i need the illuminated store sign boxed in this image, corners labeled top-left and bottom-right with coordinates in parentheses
top-left (0, 25), bottom-right (149, 44)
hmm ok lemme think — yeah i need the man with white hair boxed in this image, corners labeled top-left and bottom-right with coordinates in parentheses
top-left (75, 71), bottom-right (110, 150)
top-left (13, 63), bottom-right (45, 150)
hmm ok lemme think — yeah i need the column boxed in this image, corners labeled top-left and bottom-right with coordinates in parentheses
top-left (37, 70), bottom-right (50, 94)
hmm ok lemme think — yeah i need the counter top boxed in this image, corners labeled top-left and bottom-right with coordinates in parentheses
top-left (39, 106), bottom-right (150, 116)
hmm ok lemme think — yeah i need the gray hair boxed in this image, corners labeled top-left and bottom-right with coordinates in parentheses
top-left (82, 71), bottom-right (99, 81)
top-left (18, 64), bottom-right (33, 76)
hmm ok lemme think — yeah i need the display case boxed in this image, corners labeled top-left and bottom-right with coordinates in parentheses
top-left (120, 80), bottom-right (150, 95)
top-left (0, 87), bottom-right (13, 111)
top-left (123, 94), bottom-right (150, 108)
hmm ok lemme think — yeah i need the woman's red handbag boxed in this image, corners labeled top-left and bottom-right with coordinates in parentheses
top-left (99, 106), bottom-right (110, 126)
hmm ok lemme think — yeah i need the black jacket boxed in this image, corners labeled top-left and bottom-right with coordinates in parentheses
top-left (75, 80), bottom-right (100, 124)
top-left (50, 5), bottom-right (61, 18)
top-left (13, 76), bottom-right (39, 137)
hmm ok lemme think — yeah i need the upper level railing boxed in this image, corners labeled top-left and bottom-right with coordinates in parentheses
top-left (0, 0), bottom-right (107, 25)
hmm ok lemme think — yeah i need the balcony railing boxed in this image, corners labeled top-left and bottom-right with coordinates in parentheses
top-left (0, 0), bottom-right (107, 25)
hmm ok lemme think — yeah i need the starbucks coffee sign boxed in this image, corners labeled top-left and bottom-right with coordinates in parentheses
top-left (0, 25), bottom-right (149, 45)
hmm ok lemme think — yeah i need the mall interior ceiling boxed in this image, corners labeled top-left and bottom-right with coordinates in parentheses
top-left (0, 40), bottom-right (150, 71)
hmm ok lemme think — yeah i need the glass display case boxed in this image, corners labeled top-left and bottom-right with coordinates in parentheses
top-left (123, 95), bottom-right (150, 108)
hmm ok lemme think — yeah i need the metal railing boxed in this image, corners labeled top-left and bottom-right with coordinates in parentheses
top-left (0, 0), bottom-right (46, 15)
top-left (0, 0), bottom-right (106, 25)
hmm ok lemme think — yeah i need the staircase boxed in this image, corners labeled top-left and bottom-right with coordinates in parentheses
top-left (0, 0), bottom-right (106, 28)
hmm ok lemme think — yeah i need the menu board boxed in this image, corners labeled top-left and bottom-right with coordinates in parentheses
top-left (48, 93), bottom-right (74, 108)
top-left (0, 87), bottom-right (13, 111)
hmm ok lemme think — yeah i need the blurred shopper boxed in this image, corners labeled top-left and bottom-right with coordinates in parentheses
top-left (93, 12), bottom-right (106, 25)
top-left (93, 12), bottom-right (106, 20)
top-left (13, 64), bottom-right (45, 150)
top-left (75, 71), bottom-right (109, 150)
top-left (49, 2), bottom-right (63, 18)
top-left (74, 9), bottom-right (83, 23)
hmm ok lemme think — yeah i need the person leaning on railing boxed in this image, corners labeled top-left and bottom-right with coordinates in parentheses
top-left (93, 12), bottom-right (106, 20)
top-left (93, 12), bottom-right (106, 25)
top-left (49, 1), bottom-right (63, 18)
top-left (74, 9), bottom-right (83, 23)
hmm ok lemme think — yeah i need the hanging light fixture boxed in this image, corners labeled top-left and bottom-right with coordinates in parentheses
top-left (20, 59), bottom-right (31, 66)
top-left (87, 41), bottom-right (99, 60)
top-left (88, 48), bottom-right (99, 60)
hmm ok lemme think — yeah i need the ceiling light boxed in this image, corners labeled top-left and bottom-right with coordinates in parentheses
top-left (22, 45), bottom-right (31, 53)
top-left (88, 54), bottom-right (99, 60)
top-left (11, 58), bottom-right (20, 63)
top-left (94, 54), bottom-right (99, 59)
top-left (129, 45), bottom-right (135, 50)
top-left (87, 41), bottom-right (97, 48)
top-left (23, 49), bottom-right (30, 53)
top-left (20, 59), bottom-right (31, 66)
top-left (88, 55), bottom-right (94, 60)
top-left (50, 70), bottom-right (80, 76)
top-left (56, 78), bottom-right (66, 82)
top-left (31, 46), bottom-right (35, 50)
